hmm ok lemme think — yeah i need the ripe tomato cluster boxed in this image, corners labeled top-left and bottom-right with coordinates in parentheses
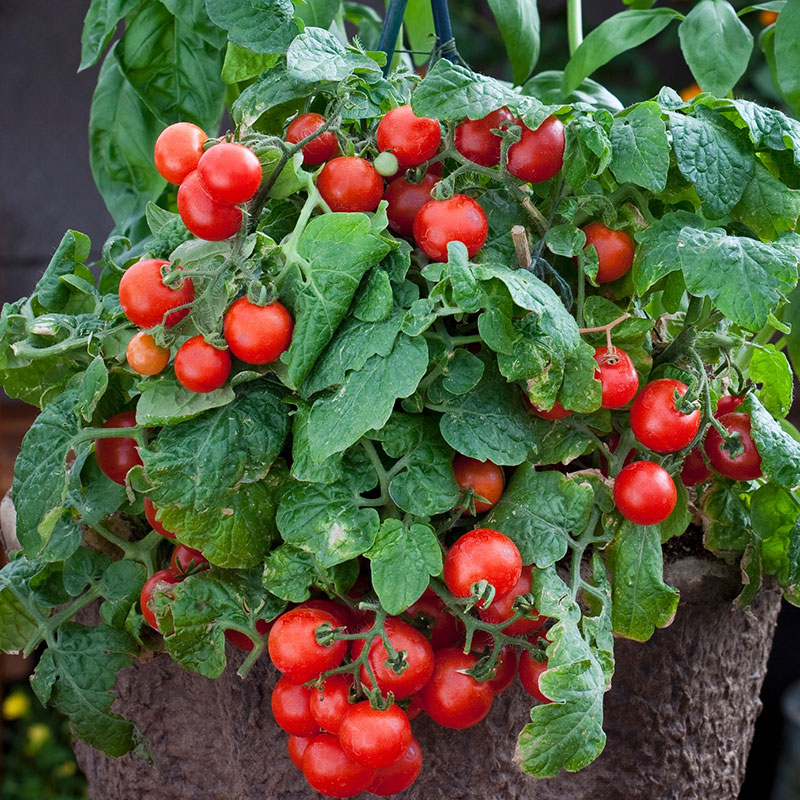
top-left (155, 122), bottom-right (262, 241)
top-left (242, 528), bottom-right (549, 797)
top-left (285, 104), bottom-right (569, 266)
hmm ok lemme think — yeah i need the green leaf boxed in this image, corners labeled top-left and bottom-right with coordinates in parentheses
top-left (484, 464), bottom-right (594, 567)
top-left (159, 568), bottom-right (285, 677)
top-left (701, 482), bottom-right (751, 555)
top-left (744, 394), bottom-right (800, 490)
top-left (632, 211), bottom-right (704, 295)
top-left (13, 390), bottom-right (81, 557)
top-left (77, 356), bottom-right (109, 423)
top-left (668, 106), bottom-right (755, 218)
top-left (276, 480), bottom-right (380, 567)
top-left (89, 46), bottom-right (166, 232)
top-left (36, 231), bottom-right (93, 312)
top-left (435, 353), bottom-right (538, 466)
top-left (775, 0), bottom-right (800, 112)
top-left (562, 9), bottom-right (682, 94)
top-left (678, 0), bottom-right (753, 96)
top-left (99, 560), bottom-right (147, 629)
top-left (527, 416), bottom-right (596, 465)
top-left (517, 568), bottom-right (607, 777)
top-left (609, 102), bottom-right (670, 193)
top-left (606, 521), bottom-right (679, 641)
top-left (750, 345), bottom-right (793, 419)
top-left (205, 0), bottom-right (296, 53)
top-left (79, 0), bottom-right (138, 71)
top-left (0, 558), bottom-right (50, 653)
top-left (732, 161), bottom-right (800, 240)
top-left (371, 414), bottom-right (459, 516)
top-left (563, 115), bottom-right (612, 189)
top-left (521, 71), bottom-right (623, 112)
top-left (221, 43), bottom-right (280, 83)
top-left (293, 0), bottom-right (340, 29)
top-left (411, 60), bottom-right (530, 121)
top-left (156, 469), bottom-right (288, 568)
top-left (140, 382), bottom-right (288, 511)
top-left (136, 373), bottom-right (236, 425)
top-left (366, 520), bottom-right (442, 615)
top-left (301, 314), bottom-right (403, 398)
top-left (307, 334), bottom-right (429, 462)
top-left (284, 213), bottom-right (392, 387)
top-left (404, 0), bottom-right (435, 66)
top-left (676, 227), bottom-right (798, 331)
top-left (118, 1), bottom-right (226, 130)
top-left (263, 545), bottom-right (316, 602)
top-left (31, 622), bottom-right (137, 756)
top-left (287, 27), bottom-right (382, 83)
top-left (487, 0), bottom-right (540, 85)
top-left (728, 98), bottom-right (800, 166)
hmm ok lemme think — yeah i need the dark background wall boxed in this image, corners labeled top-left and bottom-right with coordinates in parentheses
top-left (0, 2), bottom-right (797, 798)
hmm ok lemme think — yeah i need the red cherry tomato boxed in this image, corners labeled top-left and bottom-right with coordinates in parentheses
top-left (224, 619), bottom-right (272, 651)
top-left (404, 694), bottom-right (424, 721)
top-left (174, 336), bottom-right (231, 393)
top-left (268, 608), bottom-right (348, 685)
top-left (443, 528), bottom-right (522, 607)
top-left (506, 115), bottom-right (565, 183)
top-left (383, 171), bottom-right (439, 238)
top-left (518, 651), bottom-right (550, 703)
top-left (376, 105), bottom-right (441, 169)
top-left (222, 297), bottom-right (293, 365)
top-left (317, 157), bottom-right (384, 213)
top-left (126, 331), bottom-right (170, 376)
top-left (367, 735), bottom-right (423, 796)
top-left (119, 259), bottom-right (194, 329)
top-left (452, 455), bottom-right (504, 514)
top-left (487, 645), bottom-right (518, 694)
top-left (271, 676), bottom-right (321, 737)
top-left (525, 397), bottom-right (572, 420)
top-left (704, 412), bottom-right (762, 481)
top-left (404, 588), bottom-right (462, 650)
top-left (413, 194), bottom-right (488, 262)
top-left (144, 497), bottom-right (176, 540)
top-left (339, 702), bottom-right (411, 768)
top-left (680, 448), bottom-right (711, 487)
top-left (353, 617), bottom-right (434, 700)
top-left (140, 568), bottom-right (181, 631)
top-left (630, 378), bottom-right (701, 453)
top-left (177, 170), bottom-right (243, 241)
top-left (420, 648), bottom-right (494, 729)
top-left (455, 107), bottom-right (516, 167)
top-left (287, 734), bottom-right (313, 770)
top-left (154, 122), bottom-right (207, 184)
top-left (302, 733), bottom-right (375, 798)
top-left (478, 566), bottom-right (545, 637)
top-left (614, 461), bottom-right (677, 525)
top-left (298, 599), bottom-right (355, 633)
top-left (715, 395), bottom-right (745, 416)
top-left (95, 411), bottom-right (142, 485)
top-left (594, 346), bottom-right (639, 409)
top-left (309, 674), bottom-right (353, 734)
top-left (581, 222), bottom-right (635, 284)
top-left (286, 113), bottom-right (339, 165)
top-left (169, 544), bottom-right (209, 575)
top-left (197, 142), bottom-right (262, 205)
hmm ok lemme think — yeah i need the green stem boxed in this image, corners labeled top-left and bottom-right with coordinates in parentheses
top-left (72, 425), bottom-right (147, 448)
top-left (569, 507), bottom-right (601, 602)
top-left (26, 583), bottom-right (104, 656)
top-left (237, 637), bottom-right (267, 678)
top-left (567, 0), bottom-right (584, 55)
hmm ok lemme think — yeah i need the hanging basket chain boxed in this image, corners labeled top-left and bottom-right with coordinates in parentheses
top-left (378, 0), bottom-right (460, 76)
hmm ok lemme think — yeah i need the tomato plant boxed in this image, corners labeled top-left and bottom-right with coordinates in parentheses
top-left (3, 0), bottom-right (800, 792)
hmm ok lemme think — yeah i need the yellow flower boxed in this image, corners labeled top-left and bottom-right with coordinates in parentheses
top-left (2, 690), bottom-right (30, 720)
top-left (27, 723), bottom-right (51, 750)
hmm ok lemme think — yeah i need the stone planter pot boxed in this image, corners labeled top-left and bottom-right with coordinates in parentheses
top-left (71, 553), bottom-right (781, 800)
